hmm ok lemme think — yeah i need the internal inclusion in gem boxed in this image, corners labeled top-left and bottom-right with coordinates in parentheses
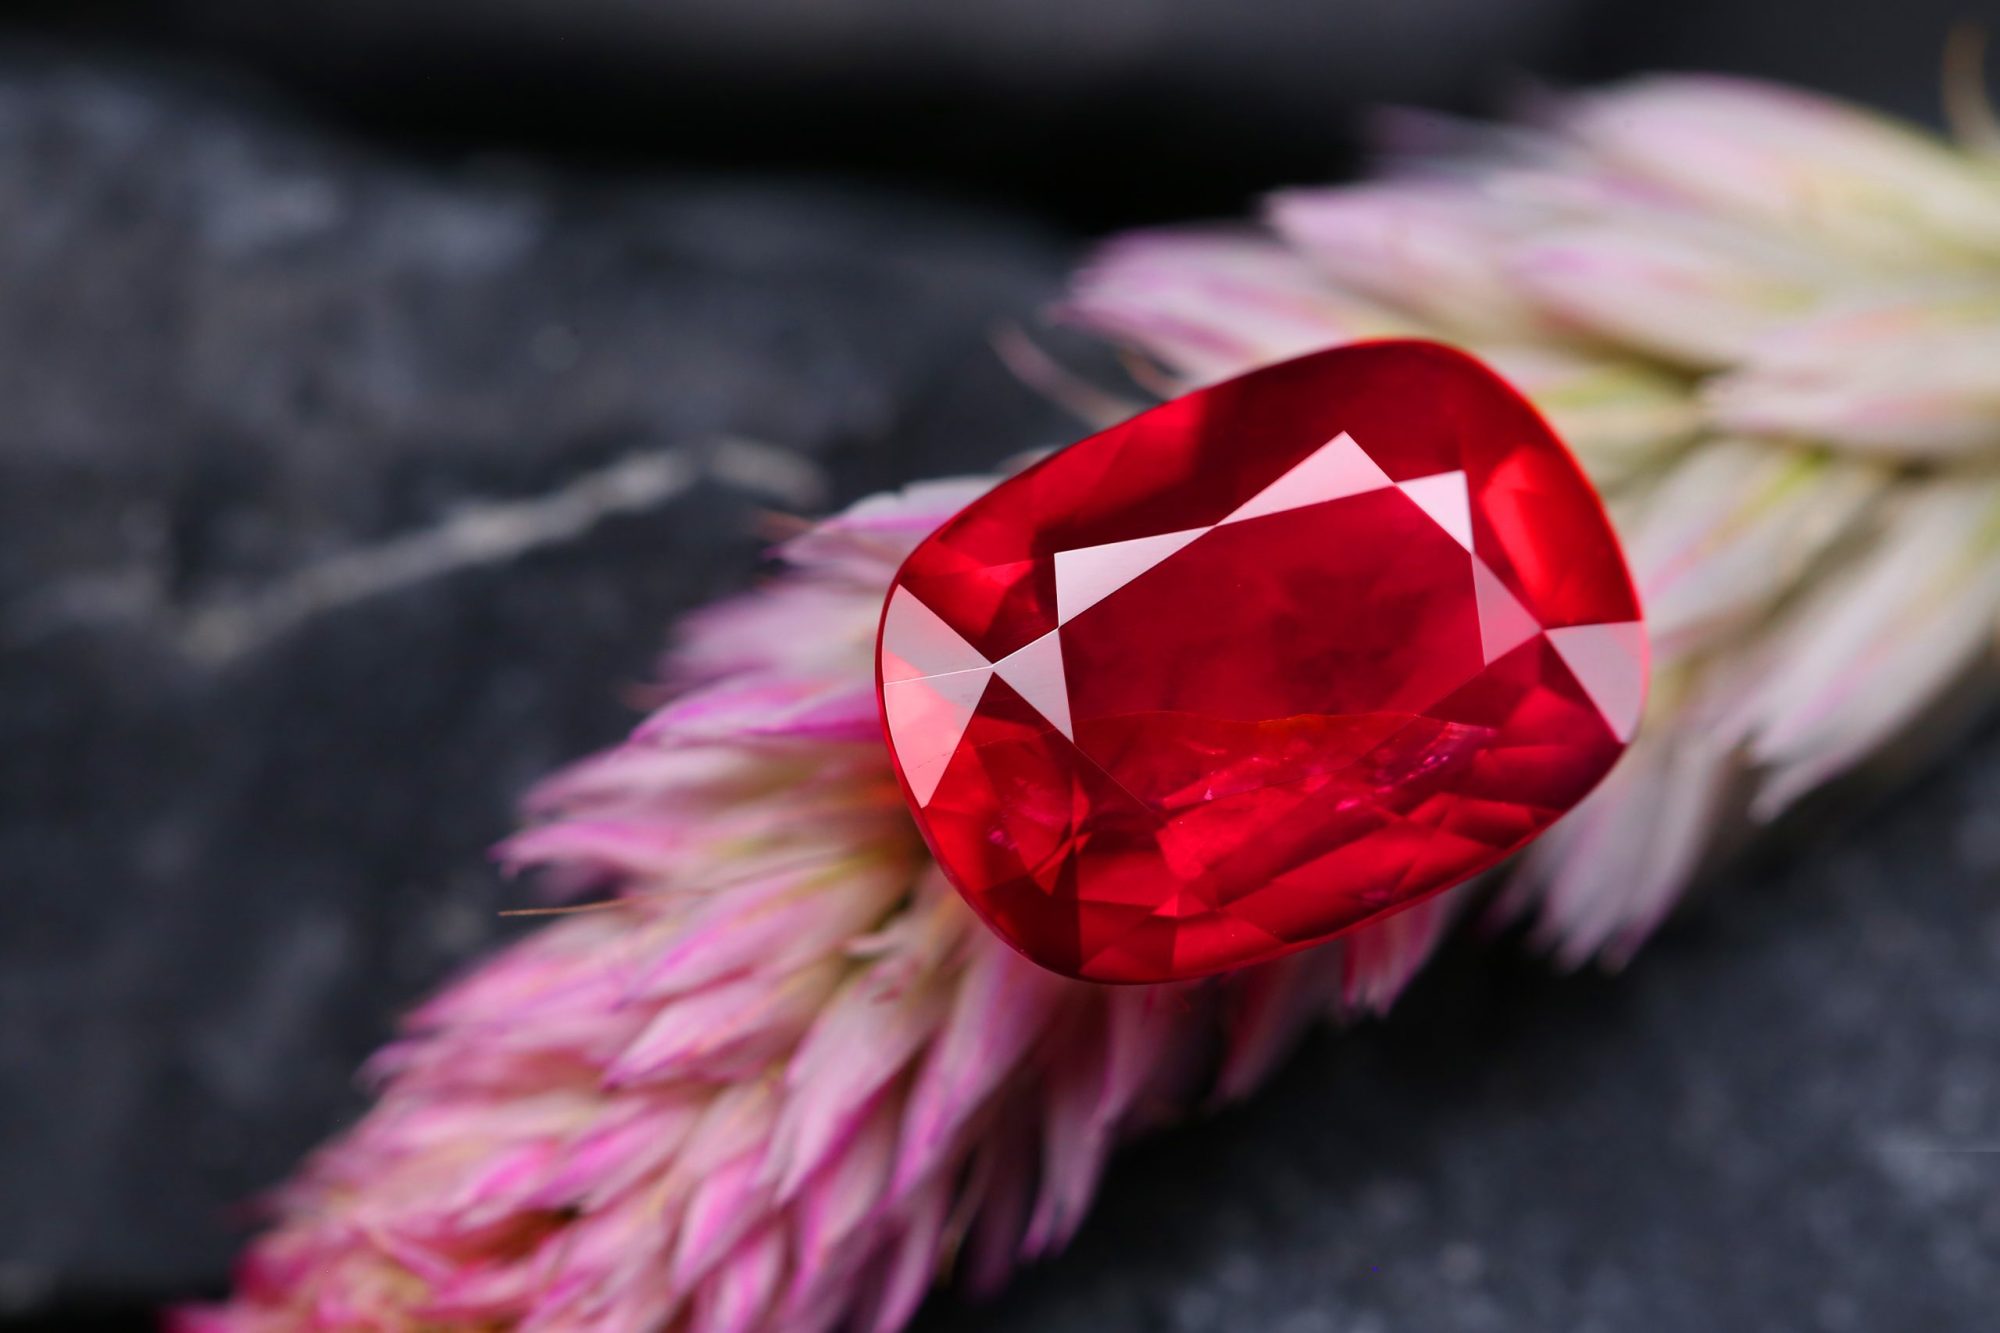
top-left (878, 340), bottom-right (1647, 983)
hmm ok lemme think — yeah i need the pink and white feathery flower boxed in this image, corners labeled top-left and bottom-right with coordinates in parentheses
top-left (1069, 74), bottom-right (2000, 964)
top-left (183, 73), bottom-right (2000, 1330)
top-left (174, 482), bottom-right (1460, 1333)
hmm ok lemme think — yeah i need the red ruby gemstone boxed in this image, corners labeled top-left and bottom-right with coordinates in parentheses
top-left (877, 340), bottom-right (1646, 983)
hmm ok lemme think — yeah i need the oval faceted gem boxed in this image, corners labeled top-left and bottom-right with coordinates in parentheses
top-left (877, 340), bottom-right (1646, 983)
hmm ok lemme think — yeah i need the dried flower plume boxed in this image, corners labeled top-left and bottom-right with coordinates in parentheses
top-left (1069, 73), bottom-right (2000, 962)
top-left (184, 74), bottom-right (2000, 1329)
top-left (174, 481), bottom-right (1452, 1332)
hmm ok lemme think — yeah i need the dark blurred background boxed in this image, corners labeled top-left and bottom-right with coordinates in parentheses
top-left (10, 0), bottom-right (1990, 226)
top-left (3, 1), bottom-right (1997, 1328)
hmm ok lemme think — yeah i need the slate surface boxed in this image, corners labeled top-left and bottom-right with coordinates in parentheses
top-left (0, 59), bottom-right (1074, 1314)
top-left (918, 732), bottom-right (2000, 1333)
top-left (5, 48), bottom-right (2000, 1333)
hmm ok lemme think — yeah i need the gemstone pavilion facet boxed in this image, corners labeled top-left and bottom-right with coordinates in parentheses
top-left (878, 340), bottom-right (1646, 983)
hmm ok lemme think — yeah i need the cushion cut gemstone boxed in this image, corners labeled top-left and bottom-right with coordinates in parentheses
top-left (877, 340), bottom-right (1646, 983)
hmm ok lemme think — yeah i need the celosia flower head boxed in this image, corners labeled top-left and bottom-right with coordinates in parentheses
top-left (1069, 73), bottom-right (2000, 962)
top-left (175, 482), bottom-right (1453, 1332)
top-left (184, 74), bottom-right (2000, 1328)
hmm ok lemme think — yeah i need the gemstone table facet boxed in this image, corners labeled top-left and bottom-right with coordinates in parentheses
top-left (878, 340), bottom-right (1647, 982)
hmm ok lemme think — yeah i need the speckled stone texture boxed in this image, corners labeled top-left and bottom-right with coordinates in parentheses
top-left (915, 737), bottom-right (2000, 1333)
top-left (0, 60), bottom-right (1073, 1314)
top-left (5, 51), bottom-right (2000, 1333)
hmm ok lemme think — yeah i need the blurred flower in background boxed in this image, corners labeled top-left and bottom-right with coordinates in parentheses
top-left (1071, 72), bottom-right (2000, 964)
top-left (182, 74), bottom-right (2000, 1331)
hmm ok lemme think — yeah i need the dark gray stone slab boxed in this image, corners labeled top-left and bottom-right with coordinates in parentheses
top-left (0, 60), bottom-right (1075, 1311)
top-left (919, 736), bottom-right (2000, 1333)
top-left (8, 47), bottom-right (2000, 1333)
